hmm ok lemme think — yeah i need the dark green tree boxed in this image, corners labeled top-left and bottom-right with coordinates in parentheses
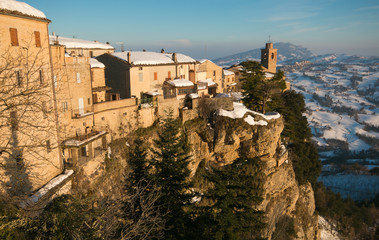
top-left (240, 61), bottom-right (286, 114)
top-left (149, 111), bottom-right (192, 239)
top-left (195, 157), bottom-right (266, 240)
top-left (272, 90), bottom-right (321, 185)
top-left (121, 138), bottom-right (165, 240)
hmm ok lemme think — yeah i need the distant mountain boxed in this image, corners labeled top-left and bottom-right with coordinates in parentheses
top-left (212, 42), bottom-right (314, 68)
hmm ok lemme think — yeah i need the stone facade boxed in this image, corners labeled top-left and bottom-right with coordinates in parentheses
top-left (197, 60), bottom-right (224, 93)
top-left (0, 6), bottom-right (62, 197)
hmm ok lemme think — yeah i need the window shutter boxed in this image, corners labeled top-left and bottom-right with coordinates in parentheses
top-left (154, 72), bottom-right (158, 80)
top-left (34, 31), bottom-right (41, 47)
top-left (10, 28), bottom-right (18, 46)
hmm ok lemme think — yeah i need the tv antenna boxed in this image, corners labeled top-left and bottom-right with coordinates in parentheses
top-left (116, 42), bottom-right (124, 52)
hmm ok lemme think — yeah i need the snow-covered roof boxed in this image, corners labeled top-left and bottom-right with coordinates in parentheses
top-left (187, 93), bottom-right (199, 99)
top-left (223, 69), bottom-right (234, 76)
top-left (19, 169), bottom-right (74, 208)
top-left (112, 51), bottom-right (196, 65)
top-left (198, 78), bottom-right (217, 87)
top-left (265, 72), bottom-right (275, 78)
top-left (146, 91), bottom-right (160, 96)
top-left (90, 58), bottom-right (105, 68)
top-left (0, 0), bottom-right (46, 19)
top-left (164, 53), bottom-right (196, 63)
top-left (49, 35), bottom-right (114, 50)
top-left (215, 93), bottom-right (231, 98)
top-left (167, 79), bottom-right (194, 87)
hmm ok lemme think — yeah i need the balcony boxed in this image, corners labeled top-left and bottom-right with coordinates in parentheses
top-left (71, 106), bottom-right (94, 119)
top-left (62, 130), bottom-right (107, 148)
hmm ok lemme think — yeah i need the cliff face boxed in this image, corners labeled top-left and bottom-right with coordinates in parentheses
top-left (186, 115), bottom-right (319, 240)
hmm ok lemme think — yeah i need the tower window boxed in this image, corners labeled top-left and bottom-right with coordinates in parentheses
top-left (272, 53), bottom-right (275, 59)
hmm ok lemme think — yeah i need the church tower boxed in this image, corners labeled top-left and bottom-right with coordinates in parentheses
top-left (261, 42), bottom-right (277, 73)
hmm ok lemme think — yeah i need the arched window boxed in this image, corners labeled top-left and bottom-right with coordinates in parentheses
top-left (271, 52), bottom-right (275, 59)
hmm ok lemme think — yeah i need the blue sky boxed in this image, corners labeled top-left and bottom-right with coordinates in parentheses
top-left (26, 0), bottom-right (379, 59)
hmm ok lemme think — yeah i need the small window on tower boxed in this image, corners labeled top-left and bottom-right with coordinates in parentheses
top-left (272, 53), bottom-right (275, 59)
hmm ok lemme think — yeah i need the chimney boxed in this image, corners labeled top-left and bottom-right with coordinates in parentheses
top-left (161, 48), bottom-right (165, 53)
top-left (266, 42), bottom-right (273, 49)
top-left (94, 40), bottom-right (99, 43)
top-left (106, 42), bottom-right (110, 45)
top-left (52, 32), bottom-right (55, 36)
top-left (54, 35), bottom-right (59, 45)
top-left (172, 53), bottom-right (177, 63)
top-left (143, 49), bottom-right (146, 52)
top-left (127, 52), bottom-right (131, 63)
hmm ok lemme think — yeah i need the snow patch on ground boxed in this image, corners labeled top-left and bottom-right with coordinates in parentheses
top-left (218, 102), bottom-right (280, 126)
top-left (318, 216), bottom-right (340, 240)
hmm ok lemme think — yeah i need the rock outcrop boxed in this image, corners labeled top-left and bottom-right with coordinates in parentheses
top-left (185, 114), bottom-right (319, 240)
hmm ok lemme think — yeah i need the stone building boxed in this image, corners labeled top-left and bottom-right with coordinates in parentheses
top-left (197, 59), bottom-right (224, 93)
top-left (96, 50), bottom-right (198, 100)
top-left (49, 34), bottom-right (114, 58)
top-left (0, 0), bottom-right (64, 200)
top-left (223, 69), bottom-right (236, 92)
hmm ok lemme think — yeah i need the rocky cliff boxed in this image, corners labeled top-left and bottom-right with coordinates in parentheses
top-left (185, 112), bottom-right (319, 240)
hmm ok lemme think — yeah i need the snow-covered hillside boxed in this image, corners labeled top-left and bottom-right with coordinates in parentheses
top-left (282, 54), bottom-right (379, 201)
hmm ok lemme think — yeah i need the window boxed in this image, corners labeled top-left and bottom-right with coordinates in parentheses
top-left (34, 31), bottom-right (41, 47)
top-left (39, 69), bottom-right (43, 85)
top-left (53, 75), bottom-right (57, 88)
top-left (271, 52), bottom-right (275, 59)
top-left (89, 51), bottom-right (93, 57)
top-left (76, 72), bottom-right (81, 83)
top-left (81, 146), bottom-right (88, 157)
top-left (213, 71), bottom-right (216, 77)
top-left (88, 98), bottom-right (91, 105)
top-left (16, 70), bottom-right (22, 86)
top-left (42, 101), bottom-right (47, 118)
top-left (9, 28), bottom-right (18, 46)
top-left (10, 111), bottom-right (18, 130)
top-left (138, 67), bottom-right (143, 71)
top-left (62, 102), bottom-right (68, 112)
top-left (46, 140), bottom-right (51, 153)
top-left (154, 72), bottom-right (158, 80)
top-left (139, 72), bottom-right (143, 82)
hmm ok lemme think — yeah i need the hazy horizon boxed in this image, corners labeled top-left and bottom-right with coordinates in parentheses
top-left (26, 0), bottom-right (379, 59)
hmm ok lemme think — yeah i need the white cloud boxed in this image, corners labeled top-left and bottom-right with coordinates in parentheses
top-left (355, 5), bottom-right (379, 11)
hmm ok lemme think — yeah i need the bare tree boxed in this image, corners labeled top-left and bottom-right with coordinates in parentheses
top-left (0, 36), bottom-right (61, 202)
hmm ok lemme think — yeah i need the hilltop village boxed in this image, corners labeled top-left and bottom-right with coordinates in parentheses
top-left (0, 0), bottom-right (287, 207)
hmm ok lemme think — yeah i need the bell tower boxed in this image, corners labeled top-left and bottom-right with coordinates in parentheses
top-left (261, 41), bottom-right (277, 73)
